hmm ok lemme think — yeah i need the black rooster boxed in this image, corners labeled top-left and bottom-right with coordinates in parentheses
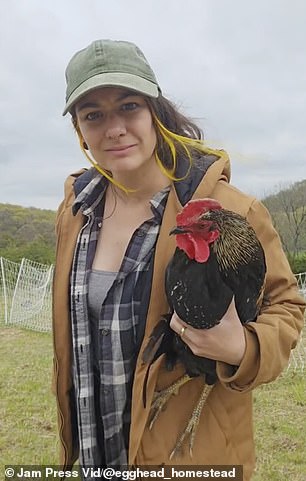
top-left (142, 198), bottom-right (267, 458)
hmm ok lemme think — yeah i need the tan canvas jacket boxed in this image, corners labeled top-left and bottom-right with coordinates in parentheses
top-left (52, 155), bottom-right (305, 481)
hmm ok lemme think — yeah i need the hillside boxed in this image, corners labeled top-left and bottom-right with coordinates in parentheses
top-left (0, 203), bottom-right (56, 264)
top-left (262, 179), bottom-right (306, 267)
top-left (0, 178), bottom-right (305, 268)
top-left (262, 179), bottom-right (306, 214)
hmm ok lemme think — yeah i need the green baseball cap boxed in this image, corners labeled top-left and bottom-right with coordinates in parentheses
top-left (63, 39), bottom-right (161, 115)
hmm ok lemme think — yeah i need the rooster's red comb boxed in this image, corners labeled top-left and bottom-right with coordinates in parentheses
top-left (177, 198), bottom-right (222, 224)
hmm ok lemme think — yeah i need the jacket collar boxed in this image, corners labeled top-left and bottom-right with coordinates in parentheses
top-left (173, 153), bottom-right (220, 205)
top-left (72, 167), bottom-right (170, 220)
top-left (72, 153), bottom-right (221, 216)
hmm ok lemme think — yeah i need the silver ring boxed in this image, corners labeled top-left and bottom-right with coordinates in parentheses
top-left (179, 325), bottom-right (187, 338)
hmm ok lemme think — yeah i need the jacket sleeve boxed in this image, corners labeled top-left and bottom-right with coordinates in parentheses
top-left (51, 176), bottom-right (74, 393)
top-left (216, 199), bottom-right (305, 391)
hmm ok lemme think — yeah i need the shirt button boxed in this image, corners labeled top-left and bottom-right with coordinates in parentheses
top-left (101, 328), bottom-right (110, 336)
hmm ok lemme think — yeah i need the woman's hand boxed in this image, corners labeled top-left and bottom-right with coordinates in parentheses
top-left (169, 298), bottom-right (246, 366)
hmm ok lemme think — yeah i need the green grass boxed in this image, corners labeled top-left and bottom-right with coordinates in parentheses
top-left (1, 326), bottom-right (306, 480)
top-left (252, 371), bottom-right (306, 480)
top-left (0, 326), bottom-right (58, 469)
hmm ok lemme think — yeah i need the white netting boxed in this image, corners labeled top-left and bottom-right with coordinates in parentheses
top-left (0, 257), bottom-right (20, 324)
top-left (295, 272), bottom-right (306, 298)
top-left (0, 257), bottom-right (53, 332)
top-left (0, 256), bottom-right (305, 370)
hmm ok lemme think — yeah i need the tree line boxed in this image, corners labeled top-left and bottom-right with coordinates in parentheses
top-left (0, 179), bottom-right (305, 272)
top-left (262, 179), bottom-right (306, 273)
top-left (0, 203), bottom-right (56, 264)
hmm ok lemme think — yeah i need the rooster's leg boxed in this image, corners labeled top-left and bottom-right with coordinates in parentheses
top-left (170, 384), bottom-right (214, 459)
top-left (149, 374), bottom-right (192, 430)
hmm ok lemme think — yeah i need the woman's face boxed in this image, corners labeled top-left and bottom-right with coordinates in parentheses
top-left (75, 87), bottom-right (157, 176)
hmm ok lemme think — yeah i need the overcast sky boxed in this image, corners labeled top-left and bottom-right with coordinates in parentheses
top-left (1, 0), bottom-right (305, 210)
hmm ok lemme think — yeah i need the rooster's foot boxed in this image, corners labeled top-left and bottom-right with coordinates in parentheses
top-left (148, 374), bottom-right (192, 430)
top-left (170, 384), bottom-right (214, 459)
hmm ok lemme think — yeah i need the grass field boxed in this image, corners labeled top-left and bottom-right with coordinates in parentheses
top-left (1, 326), bottom-right (306, 480)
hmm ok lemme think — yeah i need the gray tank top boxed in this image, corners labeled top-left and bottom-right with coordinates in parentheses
top-left (88, 269), bottom-right (118, 319)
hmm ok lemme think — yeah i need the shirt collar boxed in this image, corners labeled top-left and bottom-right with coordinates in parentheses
top-left (72, 169), bottom-right (170, 219)
top-left (149, 185), bottom-right (171, 221)
top-left (72, 170), bottom-right (108, 216)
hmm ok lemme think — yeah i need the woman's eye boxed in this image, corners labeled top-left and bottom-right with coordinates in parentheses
top-left (86, 111), bottom-right (102, 121)
top-left (121, 102), bottom-right (139, 112)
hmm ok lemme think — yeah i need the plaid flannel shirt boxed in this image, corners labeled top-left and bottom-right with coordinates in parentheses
top-left (70, 171), bottom-right (170, 474)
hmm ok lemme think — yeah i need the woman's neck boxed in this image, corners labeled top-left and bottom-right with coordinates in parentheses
top-left (110, 164), bottom-right (170, 205)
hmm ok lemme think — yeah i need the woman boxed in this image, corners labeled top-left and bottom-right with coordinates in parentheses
top-left (52, 39), bottom-right (305, 480)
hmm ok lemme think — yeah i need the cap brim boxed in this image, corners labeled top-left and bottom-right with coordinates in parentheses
top-left (63, 72), bottom-right (159, 116)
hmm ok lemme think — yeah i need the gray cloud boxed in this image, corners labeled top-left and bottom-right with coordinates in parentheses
top-left (1, 0), bottom-right (305, 209)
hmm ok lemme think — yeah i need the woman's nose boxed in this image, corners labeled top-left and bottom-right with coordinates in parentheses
top-left (105, 116), bottom-right (127, 139)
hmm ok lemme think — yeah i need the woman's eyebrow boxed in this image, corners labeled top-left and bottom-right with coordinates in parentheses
top-left (76, 92), bottom-right (139, 113)
top-left (76, 101), bottom-right (99, 112)
top-left (116, 91), bottom-right (139, 101)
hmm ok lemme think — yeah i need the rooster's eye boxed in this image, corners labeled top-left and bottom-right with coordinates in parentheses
top-left (209, 223), bottom-right (218, 232)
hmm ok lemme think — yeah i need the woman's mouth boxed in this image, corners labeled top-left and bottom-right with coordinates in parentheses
top-left (105, 144), bottom-right (136, 152)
